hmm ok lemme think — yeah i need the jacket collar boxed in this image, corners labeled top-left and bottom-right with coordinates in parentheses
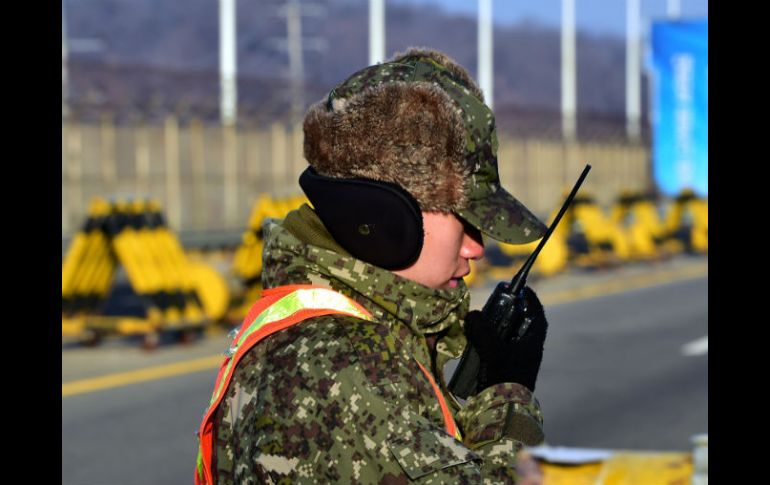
top-left (262, 208), bottom-right (469, 336)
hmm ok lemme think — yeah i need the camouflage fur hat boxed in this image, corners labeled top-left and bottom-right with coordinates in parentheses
top-left (303, 47), bottom-right (546, 244)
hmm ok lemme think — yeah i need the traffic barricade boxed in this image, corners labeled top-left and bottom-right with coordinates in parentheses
top-left (610, 191), bottom-right (670, 261)
top-left (663, 189), bottom-right (708, 254)
top-left (228, 194), bottom-right (309, 321)
top-left (62, 197), bottom-right (229, 347)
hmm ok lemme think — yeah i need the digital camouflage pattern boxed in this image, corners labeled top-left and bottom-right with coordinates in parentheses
top-left (210, 212), bottom-right (545, 484)
top-left (327, 49), bottom-right (547, 245)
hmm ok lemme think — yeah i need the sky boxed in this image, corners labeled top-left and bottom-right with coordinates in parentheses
top-left (391, 0), bottom-right (708, 38)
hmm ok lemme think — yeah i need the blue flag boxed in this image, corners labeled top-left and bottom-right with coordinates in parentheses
top-left (651, 19), bottom-right (708, 196)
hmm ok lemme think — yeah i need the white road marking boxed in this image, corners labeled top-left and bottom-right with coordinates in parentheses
top-left (681, 336), bottom-right (708, 356)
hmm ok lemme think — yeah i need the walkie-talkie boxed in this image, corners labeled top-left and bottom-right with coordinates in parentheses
top-left (448, 164), bottom-right (592, 399)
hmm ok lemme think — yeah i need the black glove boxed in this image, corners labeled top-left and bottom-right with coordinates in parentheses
top-left (464, 286), bottom-right (548, 392)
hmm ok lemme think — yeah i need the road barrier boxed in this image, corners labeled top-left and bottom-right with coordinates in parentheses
top-left (62, 197), bottom-right (229, 347)
top-left (472, 188), bottom-right (707, 283)
top-left (62, 189), bottom-right (706, 344)
top-left (663, 189), bottom-right (709, 254)
top-left (228, 194), bottom-right (309, 321)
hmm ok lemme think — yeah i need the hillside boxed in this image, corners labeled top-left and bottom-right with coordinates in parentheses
top-left (65, 0), bottom-right (645, 139)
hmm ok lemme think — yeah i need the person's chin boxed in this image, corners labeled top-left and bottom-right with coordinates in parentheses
top-left (446, 278), bottom-right (460, 289)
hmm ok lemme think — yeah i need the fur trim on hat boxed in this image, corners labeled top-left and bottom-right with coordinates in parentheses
top-left (303, 81), bottom-right (470, 213)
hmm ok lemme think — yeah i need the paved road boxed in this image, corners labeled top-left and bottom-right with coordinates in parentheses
top-left (62, 257), bottom-right (707, 485)
top-left (534, 277), bottom-right (707, 451)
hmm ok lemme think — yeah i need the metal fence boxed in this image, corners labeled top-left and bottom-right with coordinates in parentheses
top-left (61, 115), bottom-right (650, 238)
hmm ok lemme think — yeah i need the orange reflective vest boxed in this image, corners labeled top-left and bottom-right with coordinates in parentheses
top-left (195, 284), bottom-right (460, 485)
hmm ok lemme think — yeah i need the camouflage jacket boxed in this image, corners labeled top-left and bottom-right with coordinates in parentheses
top-left (212, 206), bottom-right (544, 484)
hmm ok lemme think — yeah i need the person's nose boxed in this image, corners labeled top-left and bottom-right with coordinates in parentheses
top-left (460, 231), bottom-right (485, 261)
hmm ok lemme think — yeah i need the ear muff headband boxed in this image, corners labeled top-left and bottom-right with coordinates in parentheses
top-left (299, 167), bottom-right (424, 270)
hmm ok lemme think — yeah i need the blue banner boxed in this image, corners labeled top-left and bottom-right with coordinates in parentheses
top-left (651, 19), bottom-right (708, 197)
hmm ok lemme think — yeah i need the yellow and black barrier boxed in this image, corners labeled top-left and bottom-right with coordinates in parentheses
top-left (610, 191), bottom-right (671, 261)
top-left (223, 190), bottom-right (708, 293)
top-left (610, 188), bottom-right (708, 259)
top-left (495, 207), bottom-right (571, 279)
top-left (565, 192), bottom-right (631, 267)
top-left (664, 189), bottom-right (708, 254)
top-left (228, 194), bottom-right (309, 321)
top-left (464, 189), bottom-right (708, 288)
top-left (62, 197), bottom-right (229, 345)
top-left (62, 198), bottom-right (116, 318)
top-left (473, 192), bottom-right (628, 284)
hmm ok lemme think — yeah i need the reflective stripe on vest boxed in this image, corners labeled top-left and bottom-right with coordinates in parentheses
top-left (208, 286), bottom-right (373, 409)
top-left (195, 284), bottom-right (460, 484)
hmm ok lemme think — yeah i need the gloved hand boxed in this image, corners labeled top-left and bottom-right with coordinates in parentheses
top-left (464, 286), bottom-right (548, 392)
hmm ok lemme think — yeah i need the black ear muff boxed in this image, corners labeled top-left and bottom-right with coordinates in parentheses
top-left (299, 167), bottom-right (423, 270)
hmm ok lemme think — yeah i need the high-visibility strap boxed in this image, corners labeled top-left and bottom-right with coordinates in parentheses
top-left (414, 358), bottom-right (463, 441)
top-left (196, 285), bottom-right (372, 485)
top-left (196, 284), bottom-right (463, 484)
top-left (208, 286), bottom-right (372, 407)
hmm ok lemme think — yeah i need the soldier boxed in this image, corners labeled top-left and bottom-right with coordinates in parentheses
top-left (196, 48), bottom-right (550, 484)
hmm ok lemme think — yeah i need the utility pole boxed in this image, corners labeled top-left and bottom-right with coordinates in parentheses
top-left (271, 0), bottom-right (326, 194)
top-left (273, 0), bottom-right (326, 126)
top-left (219, 0), bottom-right (237, 126)
top-left (561, 0), bottom-right (576, 141)
top-left (287, 0), bottom-right (305, 126)
top-left (369, 0), bottom-right (385, 65)
top-left (219, 0), bottom-right (238, 228)
top-left (626, 0), bottom-right (641, 141)
top-left (477, 0), bottom-right (493, 108)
